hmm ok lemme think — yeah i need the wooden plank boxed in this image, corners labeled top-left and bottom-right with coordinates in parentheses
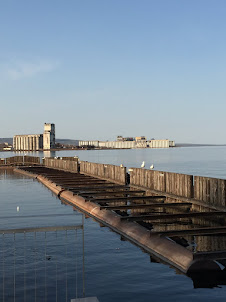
top-left (90, 196), bottom-right (166, 202)
top-left (55, 180), bottom-right (109, 185)
top-left (152, 226), bottom-right (226, 237)
top-left (68, 185), bottom-right (127, 191)
top-left (100, 202), bottom-right (192, 210)
top-left (78, 187), bottom-right (131, 194)
top-left (80, 190), bottom-right (145, 196)
top-left (194, 176), bottom-right (199, 200)
top-left (121, 211), bottom-right (226, 222)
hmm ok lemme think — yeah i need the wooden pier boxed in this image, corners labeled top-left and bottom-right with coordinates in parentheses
top-left (2, 156), bottom-right (226, 275)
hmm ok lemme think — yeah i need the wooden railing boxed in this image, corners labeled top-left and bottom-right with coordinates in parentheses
top-left (129, 167), bottom-right (226, 208)
top-left (80, 161), bottom-right (126, 185)
top-left (43, 157), bottom-right (78, 173)
top-left (1, 156), bottom-right (40, 165)
top-left (1, 156), bottom-right (226, 208)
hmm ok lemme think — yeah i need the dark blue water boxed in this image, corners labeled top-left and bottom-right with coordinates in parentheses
top-left (1, 147), bottom-right (226, 301)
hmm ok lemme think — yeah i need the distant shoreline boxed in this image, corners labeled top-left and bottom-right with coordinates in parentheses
top-left (175, 144), bottom-right (226, 147)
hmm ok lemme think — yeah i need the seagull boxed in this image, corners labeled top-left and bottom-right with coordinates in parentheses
top-left (141, 161), bottom-right (145, 168)
top-left (150, 164), bottom-right (154, 169)
top-left (120, 164), bottom-right (124, 168)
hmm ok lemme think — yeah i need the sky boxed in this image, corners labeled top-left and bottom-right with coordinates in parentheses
top-left (1, 0), bottom-right (226, 143)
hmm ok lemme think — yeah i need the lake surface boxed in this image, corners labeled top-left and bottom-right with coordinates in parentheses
top-left (2, 145), bottom-right (226, 178)
top-left (1, 147), bottom-right (226, 301)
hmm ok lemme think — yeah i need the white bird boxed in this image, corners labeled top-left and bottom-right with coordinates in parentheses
top-left (17, 206), bottom-right (20, 212)
top-left (141, 161), bottom-right (145, 168)
top-left (150, 164), bottom-right (154, 169)
top-left (120, 164), bottom-right (124, 168)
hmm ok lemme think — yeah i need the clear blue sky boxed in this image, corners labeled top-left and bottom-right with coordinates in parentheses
top-left (1, 0), bottom-right (226, 143)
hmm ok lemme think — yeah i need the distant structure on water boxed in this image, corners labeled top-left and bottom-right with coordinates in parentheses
top-left (13, 123), bottom-right (55, 151)
top-left (79, 136), bottom-right (175, 149)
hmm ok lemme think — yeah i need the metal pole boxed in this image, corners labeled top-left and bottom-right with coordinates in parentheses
top-left (56, 231), bottom-right (58, 302)
top-left (82, 214), bottom-right (85, 297)
top-left (14, 233), bottom-right (16, 302)
top-left (24, 232), bottom-right (26, 302)
top-left (2, 233), bottom-right (5, 302)
top-left (34, 232), bottom-right (37, 302)
top-left (65, 230), bottom-right (68, 302)
top-left (45, 232), bottom-right (47, 302)
top-left (75, 229), bottom-right (78, 299)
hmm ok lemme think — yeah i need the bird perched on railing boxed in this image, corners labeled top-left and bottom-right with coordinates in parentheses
top-left (150, 164), bottom-right (154, 169)
top-left (141, 161), bottom-right (145, 168)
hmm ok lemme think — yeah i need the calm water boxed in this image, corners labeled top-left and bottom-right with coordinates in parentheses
top-left (2, 145), bottom-right (226, 178)
top-left (1, 147), bottom-right (226, 301)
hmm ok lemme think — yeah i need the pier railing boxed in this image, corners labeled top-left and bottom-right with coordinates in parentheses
top-left (194, 176), bottom-right (226, 207)
top-left (129, 168), bottom-right (226, 208)
top-left (80, 161), bottom-right (127, 185)
top-left (1, 156), bottom-right (226, 209)
top-left (1, 156), bottom-right (40, 165)
top-left (130, 168), bottom-right (193, 198)
top-left (43, 157), bottom-right (79, 173)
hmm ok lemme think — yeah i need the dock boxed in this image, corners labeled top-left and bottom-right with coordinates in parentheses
top-left (2, 155), bottom-right (226, 275)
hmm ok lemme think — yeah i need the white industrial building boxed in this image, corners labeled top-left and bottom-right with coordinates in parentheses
top-left (43, 123), bottom-right (55, 150)
top-left (99, 141), bottom-right (136, 149)
top-left (78, 138), bottom-right (175, 149)
top-left (13, 134), bottom-right (43, 151)
top-left (78, 140), bottom-right (99, 148)
top-left (13, 123), bottom-right (55, 151)
top-left (148, 140), bottom-right (175, 148)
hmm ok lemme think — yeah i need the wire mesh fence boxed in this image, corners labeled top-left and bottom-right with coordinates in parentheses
top-left (0, 222), bottom-right (85, 302)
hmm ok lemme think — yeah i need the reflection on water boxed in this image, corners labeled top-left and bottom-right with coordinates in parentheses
top-left (43, 151), bottom-right (56, 158)
top-left (0, 228), bottom-right (84, 302)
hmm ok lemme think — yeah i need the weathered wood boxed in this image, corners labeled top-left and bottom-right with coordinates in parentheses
top-left (130, 168), bottom-right (193, 198)
top-left (80, 190), bottom-right (145, 196)
top-left (153, 226), bottom-right (226, 237)
top-left (69, 185), bottom-right (129, 192)
top-left (80, 161), bottom-right (126, 185)
top-left (121, 211), bottom-right (226, 222)
top-left (194, 176), bottom-right (226, 208)
top-left (91, 196), bottom-right (166, 202)
top-left (67, 184), bottom-right (123, 190)
top-left (100, 202), bottom-right (192, 210)
top-left (54, 179), bottom-right (108, 184)
top-left (44, 158), bottom-right (78, 173)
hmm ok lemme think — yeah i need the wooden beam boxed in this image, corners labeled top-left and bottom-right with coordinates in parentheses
top-left (100, 202), bottom-right (192, 210)
top-left (81, 190), bottom-right (145, 196)
top-left (121, 211), bottom-right (226, 221)
top-left (152, 226), bottom-right (226, 237)
top-left (54, 180), bottom-right (108, 184)
top-left (64, 183), bottom-right (120, 190)
top-left (90, 195), bottom-right (166, 202)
